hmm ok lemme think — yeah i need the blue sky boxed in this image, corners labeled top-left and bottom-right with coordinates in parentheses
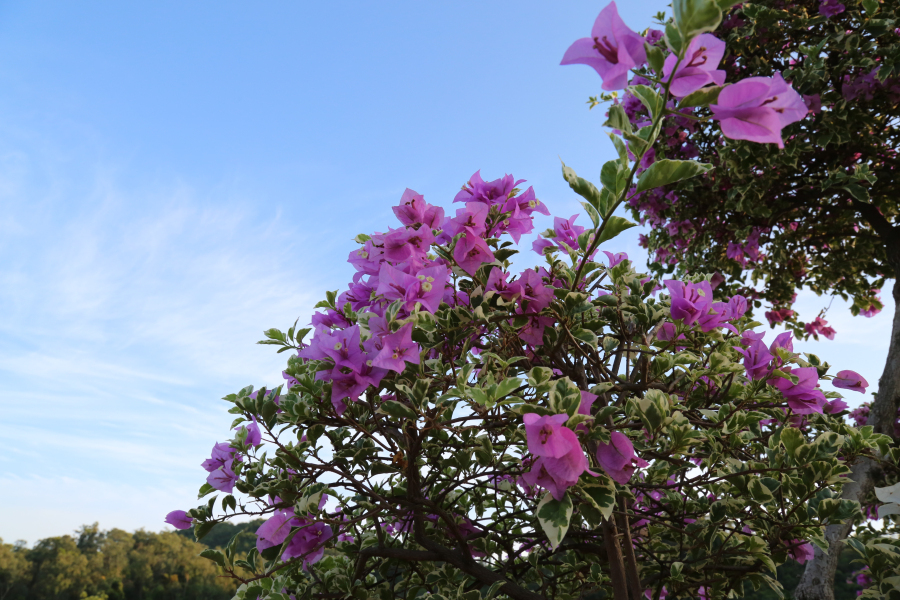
top-left (0, 1), bottom-right (892, 544)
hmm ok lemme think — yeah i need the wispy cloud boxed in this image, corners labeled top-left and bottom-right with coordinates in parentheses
top-left (0, 152), bottom-right (335, 542)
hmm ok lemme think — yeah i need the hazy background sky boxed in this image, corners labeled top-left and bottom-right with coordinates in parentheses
top-left (0, 1), bottom-right (892, 544)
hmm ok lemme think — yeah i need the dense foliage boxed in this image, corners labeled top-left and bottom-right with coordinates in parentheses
top-left (0, 522), bottom-right (260, 600)
top-left (161, 3), bottom-right (892, 598)
top-left (602, 0), bottom-right (900, 596)
top-left (628, 0), bottom-right (899, 340)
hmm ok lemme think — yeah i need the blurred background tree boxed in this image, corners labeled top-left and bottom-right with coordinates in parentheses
top-left (0, 521), bottom-right (261, 600)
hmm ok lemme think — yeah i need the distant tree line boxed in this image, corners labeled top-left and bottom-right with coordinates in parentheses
top-left (0, 521), bottom-right (261, 600)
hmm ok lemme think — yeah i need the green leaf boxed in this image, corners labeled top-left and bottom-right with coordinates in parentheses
top-left (198, 483), bottom-right (216, 499)
top-left (609, 133), bottom-right (628, 164)
top-left (664, 22), bottom-right (684, 55)
top-left (536, 492), bottom-right (573, 550)
top-left (595, 216), bottom-right (637, 247)
top-left (673, 0), bottom-right (723, 41)
top-left (679, 85), bottom-right (725, 108)
top-left (200, 549), bottom-right (226, 567)
top-left (636, 159), bottom-right (713, 193)
top-left (562, 162), bottom-right (609, 215)
top-left (862, 0), bottom-right (879, 13)
top-left (483, 581), bottom-right (505, 600)
top-left (580, 476), bottom-right (617, 520)
top-left (604, 104), bottom-right (632, 133)
top-left (494, 377), bottom-right (524, 400)
top-left (571, 328), bottom-right (598, 349)
top-left (749, 478), bottom-right (776, 504)
top-left (194, 521), bottom-right (216, 541)
top-left (600, 160), bottom-right (625, 197)
top-left (780, 427), bottom-right (805, 457)
top-left (630, 85), bottom-right (665, 119)
top-left (549, 378), bottom-right (582, 417)
top-left (645, 43), bottom-right (665, 74)
top-left (379, 400), bottom-right (418, 421)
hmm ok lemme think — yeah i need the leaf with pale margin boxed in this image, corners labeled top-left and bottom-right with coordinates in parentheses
top-left (645, 43), bottom-right (665, 74)
top-left (635, 159), bottom-right (713, 193)
top-left (875, 482), bottom-right (900, 504)
top-left (878, 503), bottom-right (900, 518)
top-left (562, 162), bottom-right (609, 215)
top-left (665, 22), bottom-right (684, 55)
top-left (600, 160), bottom-right (627, 197)
top-left (674, 0), bottom-right (723, 40)
top-left (379, 400), bottom-right (418, 421)
top-left (679, 85), bottom-right (725, 108)
top-left (581, 476), bottom-right (617, 520)
top-left (780, 427), bottom-right (805, 457)
top-left (604, 104), bottom-right (632, 133)
top-left (630, 85), bottom-right (665, 120)
top-left (536, 492), bottom-right (573, 550)
top-left (609, 133), bottom-right (628, 164)
top-left (595, 216), bottom-right (637, 247)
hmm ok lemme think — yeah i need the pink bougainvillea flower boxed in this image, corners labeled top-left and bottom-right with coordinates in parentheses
top-left (453, 170), bottom-right (523, 206)
top-left (453, 227), bottom-right (495, 275)
top-left (578, 391), bottom-right (598, 417)
top-left (283, 520), bottom-right (333, 567)
top-left (517, 269), bottom-right (555, 312)
top-left (818, 0), bottom-right (845, 18)
top-left (405, 265), bottom-right (449, 314)
top-left (383, 226), bottom-right (434, 265)
top-left (561, 1), bottom-right (647, 91)
top-left (596, 431), bottom-right (648, 484)
top-left (372, 322), bottom-right (420, 373)
top-left (201, 442), bottom-right (241, 473)
top-left (774, 367), bottom-right (827, 414)
top-left (710, 73), bottom-right (807, 148)
top-left (392, 188), bottom-right (444, 228)
top-left (521, 444), bottom-right (591, 500)
top-left (727, 295), bottom-right (749, 320)
top-left (486, 267), bottom-right (523, 302)
top-left (165, 510), bottom-right (193, 530)
top-left (663, 33), bottom-right (726, 98)
top-left (770, 331), bottom-right (794, 354)
top-left (733, 338), bottom-right (773, 381)
top-left (207, 460), bottom-right (239, 493)
top-left (523, 413), bottom-right (575, 458)
top-left (441, 203), bottom-right (489, 240)
top-left (664, 280), bottom-right (713, 327)
top-left (833, 370), bottom-right (869, 393)
top-left (319, 325), bottom-right (366, 373)
top-left (235, 415), bottom-right (262, 447)
top-left (553, 214), bottom-right (586, 252)
top-left (516, 310), bottom-right (554, 346)
top-left (256, 509), bottom-right (293, 553)
top-left (603, 250), bottom-right (628, 267)
top-left (789, 540), bottom-right (815, 564)
top-left (805, 316), bottom-right (836, 340)
top-left (824, 398), bottom-right (849, 414)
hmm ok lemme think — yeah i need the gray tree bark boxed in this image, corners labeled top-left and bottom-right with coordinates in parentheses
top-left (793, 281), bottom-right (900, 599)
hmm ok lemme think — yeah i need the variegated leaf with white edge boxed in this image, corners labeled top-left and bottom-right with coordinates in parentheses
top-left (580, 475), bottom-right (618, 520)
top-left (536, 492), bottom-right (573, 550)
top-left (877, 503), bottom-right (900, 518)
top-left (875, 482), bottom-right (900, 504)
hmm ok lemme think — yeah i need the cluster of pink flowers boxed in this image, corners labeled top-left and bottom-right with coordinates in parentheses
top-left (255, 495), bottom-right (333, 568)
top-left (735, 329), bottom-right (867, 414)
top-left (804, 316), bottom-right (837, 340)
top-left (520, 399), bottom-right (649, 500)
top-left (297, 174), bottom-right (550, 415)
top-left (848, 567), bottom-right (874, 595)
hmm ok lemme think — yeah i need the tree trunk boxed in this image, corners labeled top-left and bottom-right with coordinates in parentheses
top-left (793, 282), bottom-right (900, 599)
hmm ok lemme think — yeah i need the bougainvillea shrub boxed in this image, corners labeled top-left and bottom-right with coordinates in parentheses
top-left (164, 2), bottom-right (892, 599)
